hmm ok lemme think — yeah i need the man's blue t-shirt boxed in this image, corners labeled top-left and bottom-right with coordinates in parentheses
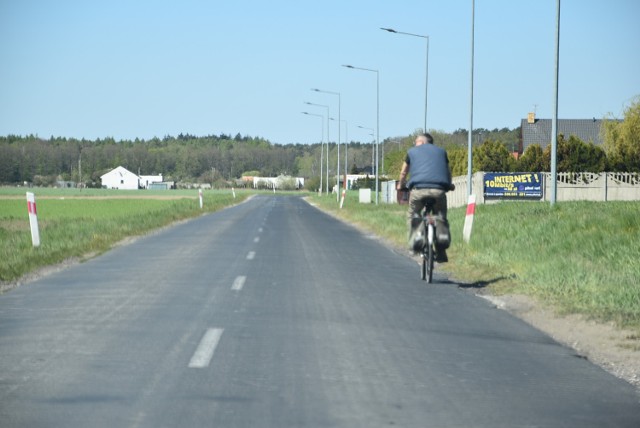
top-left (406, 143), bottom-right (451, 190)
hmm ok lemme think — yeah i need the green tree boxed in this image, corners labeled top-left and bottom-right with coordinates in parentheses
top-left (352, 175), bottom-right (375, 190)
top-left (304, 176), bottom-right (321, 192)
top-left (518, 144), bottom-right (547, 172)
top-left (384, 150), bottom-right (407, 181)
top-left (473, 140), bottom-right (513, 172)
top-left (543, 134), bottom-right (607, 173)
top-left (602, 97), bottom-right (640, 172)
top-left (276, 175), bottom-right (298, 190)
top-left (447, 147), bottom-right (468, 176)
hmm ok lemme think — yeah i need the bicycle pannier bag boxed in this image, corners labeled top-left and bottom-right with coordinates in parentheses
top-left (435, 217), bottom-right (451, 249)
top-left (409, 215), bottom-right (426, 252)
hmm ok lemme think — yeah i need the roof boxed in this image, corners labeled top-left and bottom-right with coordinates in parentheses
top-left (520, 118), bottom-right (610, 152)
top-left (100, 166), bottom-right (138, 179)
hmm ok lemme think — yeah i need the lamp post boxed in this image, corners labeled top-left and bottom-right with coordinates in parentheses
top-left (312, 88), bottom-right (341, 202)
top-left (381, 27), bottom-right (429, 132)
top-left (331, 118), bottom-right (349, 187)
top-left (77, 146), bottom-right (82, 189)
top-left (302, 111), bottom-right (324, 194)
top-left (550, 0), bottom-right (561, 206)
top-left (343, 64), bottom-right (379, 204)
top-left (305, 101), bottom-right (330, 195)
top-left (467, 0), bottom-right (475, 196)
top-left (358, 125), bottom-right (375, 181)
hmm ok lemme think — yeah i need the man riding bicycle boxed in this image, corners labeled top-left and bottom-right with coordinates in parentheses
top-left (396, 133), bottom-right (454, 263)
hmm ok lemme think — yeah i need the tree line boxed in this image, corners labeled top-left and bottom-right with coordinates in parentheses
top-left (0, 132), bottom-right (382, 189)
top-left (386, 99), bottom-right (640, 180)
top-left (1, 99), bottom-right (637, 189)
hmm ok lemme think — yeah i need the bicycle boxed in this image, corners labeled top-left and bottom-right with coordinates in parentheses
top-left (408, 197), bottom-right (442, 283)
top-left (403, 184), bottom-right (454, 283)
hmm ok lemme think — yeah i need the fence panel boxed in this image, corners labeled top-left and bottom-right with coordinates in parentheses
top-left (447, 172), bottom-right (640, 206)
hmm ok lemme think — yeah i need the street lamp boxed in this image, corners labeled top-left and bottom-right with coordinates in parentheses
top-left (305, 101), bottom-right (330, 195)
top-left (302, 111), bottom-right (325, 194)
top-left (312, 88), bottom-right (341, 202)
top-left (381, 27), bottom-right (429, 132)
top-left (343, 64), bottom-right (379, 204)
top-left (357, 125), bottom-right (375, 179)
top-left (550, 0), bottom-right (561, 206)
top-left (331, 118), bottom-right (349, 184)
top-left (467, 0), bottom-right (475, 197)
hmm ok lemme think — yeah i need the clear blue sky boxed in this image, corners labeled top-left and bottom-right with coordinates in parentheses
top-left (1, 0), bottom-right (638, 145)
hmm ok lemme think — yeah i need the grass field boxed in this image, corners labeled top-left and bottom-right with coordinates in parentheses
top-left (311, 192), bottom-right (640, 332)
top-left (0, 187), bottom-right (250, 284)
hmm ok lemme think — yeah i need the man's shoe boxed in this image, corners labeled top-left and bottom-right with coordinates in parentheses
top-left (435, 251), bottom-right (448, 263)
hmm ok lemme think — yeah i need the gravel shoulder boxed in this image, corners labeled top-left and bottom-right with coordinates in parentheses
top-left (477, 293), bottom-right (640, 389)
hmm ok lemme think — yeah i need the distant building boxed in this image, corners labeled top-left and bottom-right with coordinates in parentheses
top-left (56, 180), bottom-right (76, 188)
top-left (345, 174), bottom-right (372, 190)
top-left (100, 166), bottom-right (140, 190)
top-left (251, 176), bottom-right (305, 190)
top-left (148, 182), bottom-right (175, 190)
top-left (139, 174), bottom-right (163, 189)
top-left (520, 113), bottom-right (619, 153)
top-left (100, 167), bottom-right (167, 190)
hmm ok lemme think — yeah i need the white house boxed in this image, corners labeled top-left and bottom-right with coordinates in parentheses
top-left (100, 166), bottom-right (140, 190)
top-left (139, 174), bottom-right (163, 189)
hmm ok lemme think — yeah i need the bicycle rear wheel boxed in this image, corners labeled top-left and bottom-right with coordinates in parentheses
top-left (426, 242), bottom-right (434, 283)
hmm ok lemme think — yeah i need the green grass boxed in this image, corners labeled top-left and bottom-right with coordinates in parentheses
top-left (0, 188), bottom-right (251, 283)
top-left (311, 192), bottom-right (640, 332)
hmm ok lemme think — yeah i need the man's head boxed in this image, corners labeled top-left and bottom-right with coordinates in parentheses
top-left (415, 133), bottom-right (434, 146)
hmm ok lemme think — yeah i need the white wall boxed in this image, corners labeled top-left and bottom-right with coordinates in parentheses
top-left (100, 166), bottom-right (139, 190)
top-left (448, 172), bottom-right (640, 208)
top-left (139, 175), bottom-right (163, 189)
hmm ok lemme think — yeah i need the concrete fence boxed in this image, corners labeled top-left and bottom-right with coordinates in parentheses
top-left (448, 172), bottom-right (640, 208)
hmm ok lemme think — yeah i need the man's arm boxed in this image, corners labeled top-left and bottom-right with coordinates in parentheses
top-left (396, 161), bottom-right (409, 190)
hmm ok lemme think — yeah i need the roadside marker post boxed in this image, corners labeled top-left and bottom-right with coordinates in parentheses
top-left (199, 189), bottom-right (203, 209)
top-left (26, 192), bottom-right (41, 247)
top-left (463, 194), bottom-right (476, 243)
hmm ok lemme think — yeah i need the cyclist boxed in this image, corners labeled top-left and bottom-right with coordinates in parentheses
top-left (396, 133), bottom-right (454, 263)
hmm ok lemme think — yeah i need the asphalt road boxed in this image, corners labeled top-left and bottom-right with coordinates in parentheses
top-left (1, 195), bottom-right (639, 427)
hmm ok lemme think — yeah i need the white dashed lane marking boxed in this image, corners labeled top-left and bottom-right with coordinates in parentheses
top-left (188, 328), bottom-right (224, 369)
top-left (231, 276), bottom-right (246, 291)
top-left (246, 251), bottom-right (255, 260)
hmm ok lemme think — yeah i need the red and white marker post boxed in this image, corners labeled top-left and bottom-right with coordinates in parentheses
top-left (463, 194), bottom-right (476, 243)
top-left (26, 192), bottom-right (41, 247)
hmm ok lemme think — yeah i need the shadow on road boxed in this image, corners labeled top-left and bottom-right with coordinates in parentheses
top-left (456, 276), bottom-right (514, 289)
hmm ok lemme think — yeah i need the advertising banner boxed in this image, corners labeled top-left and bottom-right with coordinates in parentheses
top-left (483, 172), bottom-right (543, 199)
